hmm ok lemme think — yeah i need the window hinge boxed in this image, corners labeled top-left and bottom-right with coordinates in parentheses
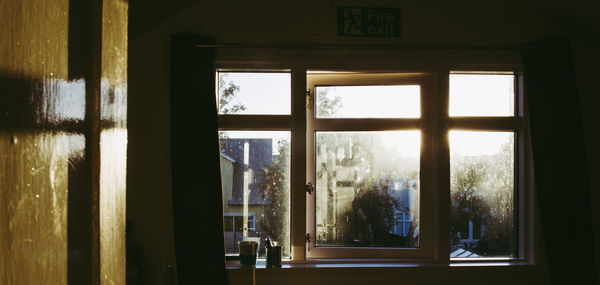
top-left (306, 89), bottom-right (313, 110)
top-left (305, 233), bottom-right (311, 251)
top-left (305, 182), bottom-right (315, 194)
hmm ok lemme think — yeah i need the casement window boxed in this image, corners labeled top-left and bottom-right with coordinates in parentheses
top-left (216, 56), bottom-right (530, 263)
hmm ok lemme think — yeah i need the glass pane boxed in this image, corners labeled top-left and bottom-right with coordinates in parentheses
top-left (224, 216), bottom-right (233, 232)
top-left (450, 131), bottom-right (515, 258)
top-left (219, 131), bottom-right (291, 258)
top-left (315, 85), bottom-right (420, 118)
top-left (315, 131), bottom-right (420, 248)
top-left (449, 74), bottom-right (515, 117)
top-left (217, 72), bottom-right (291, 115)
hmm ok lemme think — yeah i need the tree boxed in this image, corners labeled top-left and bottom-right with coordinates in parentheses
top-left (218, 75), bottom-right (246, 114)
top-left (450, 140), bottom-right (515, 256)
top-left (256, 140), bottom-right (290, 255)
top-left (316, 87), bottom-right (342, 117)
top-left (450, 159), bottom-right (491, 250)
top-left (343, 178), bottom-right (409, 246)
top-left (218, 75), bottom-right (244, 149)
top-left (316, 132), bottom-right (419, 247)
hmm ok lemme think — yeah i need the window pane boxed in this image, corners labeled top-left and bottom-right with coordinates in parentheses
top-left (224, 216), bottom-right (233, 232)
top-left (219, 131), bottom-right (290, 258)
top-left (449, 74), bottom-right (514, 117)
top-left (315, 85), bottom-right (420, 118)
top-left (450, 131), bottom-right (515, 258)
top-left (315, 131), bottom-right (420, 248)
top-left (217, 72), bottom-right (291, 115)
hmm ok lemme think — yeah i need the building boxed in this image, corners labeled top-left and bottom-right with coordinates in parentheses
top-left (219, 138), bottom-right (274, 255)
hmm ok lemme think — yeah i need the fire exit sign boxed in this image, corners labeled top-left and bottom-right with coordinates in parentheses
top-left (337, 7), bottom-right (401, 37)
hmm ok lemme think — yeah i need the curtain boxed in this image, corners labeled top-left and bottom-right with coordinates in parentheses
top-left (170, 34), bottom-right (228, 285)
top-left (522, 36), bottom-right (596, 284)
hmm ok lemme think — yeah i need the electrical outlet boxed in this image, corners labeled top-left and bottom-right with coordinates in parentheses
top-left (161, 255), bottom-right (176, 275)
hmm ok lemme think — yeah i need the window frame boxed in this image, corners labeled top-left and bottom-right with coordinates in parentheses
top-left (446, 68), bottom-right (529, 262)
top-left (215, 49), bottom-right (536, 265)
top-left (305, 71), bottom-right (434, 260)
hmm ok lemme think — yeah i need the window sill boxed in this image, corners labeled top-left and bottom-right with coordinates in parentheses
top-left (226, 260), bottom-right (548, 285)
top-left (226, 260), bottom-right (537, 270)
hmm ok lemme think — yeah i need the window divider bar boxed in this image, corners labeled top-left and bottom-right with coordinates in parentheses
top-left (434, 68), bottom-right (451, 262)
top-left (310, 118), bottom-right (421, 131)
top-left (218, 115), bottom-right (293, 129)
top-left (290, 67), bottom-right (308, 261)
top-left (447, 117), bottom-right (522, 131)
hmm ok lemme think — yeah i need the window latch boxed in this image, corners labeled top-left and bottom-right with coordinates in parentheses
top-left (306, 89), bottom-right (313, 110)
top-left (306, 233), bottom-right (311, 251)
top-left (305, 182), bottom-right (315, 194)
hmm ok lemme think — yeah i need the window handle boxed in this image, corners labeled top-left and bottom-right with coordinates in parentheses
top-left (305, 183), bottom-right (315, 194)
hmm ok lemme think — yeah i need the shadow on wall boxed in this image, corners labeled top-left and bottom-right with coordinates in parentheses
top-left (0, 71), bottom-right (131, 283)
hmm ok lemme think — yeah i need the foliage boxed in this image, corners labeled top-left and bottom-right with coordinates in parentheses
top-left (218, 75), bottom-right (246, 114)
top-left (450, 159), bottom-right (491, 244)
top-left (343, 178), bottom-right (412, 246)
top-left (255, 140), bottom-right (290, 253)
top-left (317, 132), bottom-right (418, 246)
top-left (217, 75), bottom-right (244, 149)
top-left (450, 141), bottom-right (514, 256)
top-left (316, 87), bottom-right (342, 117)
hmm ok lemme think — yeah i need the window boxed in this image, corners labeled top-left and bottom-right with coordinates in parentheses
top-left (218, 71), bottom-right (292, 259)
top-left (217, 63), bottom-right (530, 264)
top-left (448, 72), bottom-right (521, 259)
top-left (306, 72), bottom-right (432, 259)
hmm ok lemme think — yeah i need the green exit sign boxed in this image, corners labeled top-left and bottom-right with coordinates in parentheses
top-left (338, 7), bottom-right (401, 37)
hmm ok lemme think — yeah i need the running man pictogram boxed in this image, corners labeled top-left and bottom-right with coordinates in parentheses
top-left (343, 9), bottom-right (362, 34)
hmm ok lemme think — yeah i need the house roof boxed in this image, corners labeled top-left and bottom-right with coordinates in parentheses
top-left (450, 248), bottom-right (481, 258)
top-left (220, 152), bottom-right (237, 163)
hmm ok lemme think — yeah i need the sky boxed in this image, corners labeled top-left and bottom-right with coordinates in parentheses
top-left (218, 72), bottom-right (515, 156)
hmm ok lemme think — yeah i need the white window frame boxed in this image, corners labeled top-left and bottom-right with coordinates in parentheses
top-left (305, 72), bottom-right (434, 260)
top-left (215, 48), bottom-right (536, 265)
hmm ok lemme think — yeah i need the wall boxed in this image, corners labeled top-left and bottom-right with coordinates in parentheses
top-left (127, 1), bottom-right (599, 284)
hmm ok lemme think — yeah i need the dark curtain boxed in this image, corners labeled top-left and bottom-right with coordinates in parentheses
top-left (522, 37), bottom-right (596, 284)
top-left (170, 34), bottom-right (228, 285)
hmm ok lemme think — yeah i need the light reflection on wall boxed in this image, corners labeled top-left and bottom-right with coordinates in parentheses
top-left (1, 0), bottom-right (127, 283)
top-left (0, 131), bottom-right (85, 284)
top-left (37, 79), bottom-right (86, 124)
top-left (100, 128), bottom-right (127, 284)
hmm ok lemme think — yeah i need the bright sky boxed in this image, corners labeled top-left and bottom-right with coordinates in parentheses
top-left (378, 131), bottom-right (421, 156)
top-left (219, 72), bottom-right (515, 156)
top-left (317, 85), bottom-right (420, 118)
top-left (449, 74), bottom-right (514, 117)
top-left (450, 131), bottom-right (513, 156)
top-left (218, 72), bottom-right (290, 115)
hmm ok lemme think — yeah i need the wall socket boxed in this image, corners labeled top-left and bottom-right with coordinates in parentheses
top-left (161, 255), bottom-right (176, 275)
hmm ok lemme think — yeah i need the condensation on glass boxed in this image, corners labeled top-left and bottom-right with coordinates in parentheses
top-left (314, 131), bottom-right (420, 248)
top-left (217, 72), bottom-right (291, 115)
top-left (219, 131), bottom-right (291, 258)
top-left (99, 0), bottom-right (128, 283)
top-left (449, 131), bottom-right (515, 258)
top-left (449, 73), bottom-right (515, 117)
top-left (315, 85), bottom-right (420, 118)
top-left (0, 0), bottom-right (127, 283)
